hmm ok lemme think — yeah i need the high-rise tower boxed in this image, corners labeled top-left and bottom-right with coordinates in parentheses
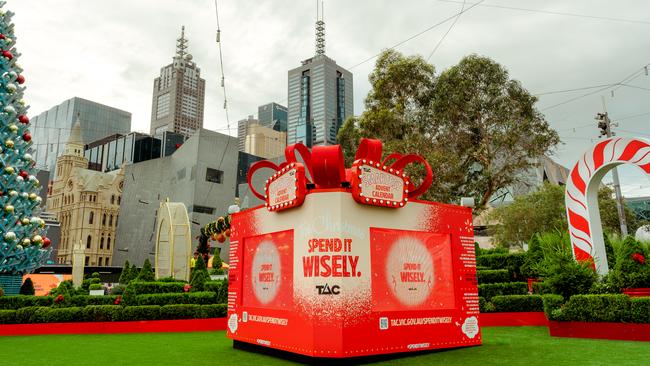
top-left (150, 26), bottom-right (206, 138)
top-left (287, 1), bottom-right (353, 147)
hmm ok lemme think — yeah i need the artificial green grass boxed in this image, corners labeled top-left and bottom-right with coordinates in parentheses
top-left (0, 327), bottom-right (646, 365)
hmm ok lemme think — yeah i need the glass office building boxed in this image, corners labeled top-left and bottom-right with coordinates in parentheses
top-left (287, 55), bottom-right (353, 147)
top-left (31, 97), bottom-right (131, 174)
top-left (258, 102), bottom-right (288, 132)
top-left (84, 131), bottom-right (184, 173)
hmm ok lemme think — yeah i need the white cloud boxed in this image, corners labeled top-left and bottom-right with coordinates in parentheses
top-left (8, 0), bottom-right (650, 193)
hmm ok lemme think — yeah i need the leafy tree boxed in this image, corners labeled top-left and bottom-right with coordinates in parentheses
top-left (190, 255), bottom-right (209, 291)
top-left (490, 184), bottom-right (640, 247)
top-left (19, 278), bottom-right (35, 295)
top-left (339, 51), bottom-right (560, 208)
top-left (490, 183), bottom-right (566, 246)
top-left (608, 236), bottom-right (650, 290)
top-left (136, 259), bottom-right (155, 282)
top-left (598, 186), bottom-right (640, 235)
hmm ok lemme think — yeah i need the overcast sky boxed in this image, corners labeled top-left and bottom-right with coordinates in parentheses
top-left (10, 0), bottom-right (650, 196)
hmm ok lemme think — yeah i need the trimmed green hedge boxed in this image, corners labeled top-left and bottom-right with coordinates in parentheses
top-left (542, 294), bottom-right (563, 320)
top-left (478, 282), bottom-right (528, 300)
top-left (0, 296), bottom-right (54, 310)
top-left (0, 304), bottom-right (228, 324)
top-left (562, 294), bottom-right (631, 323)
top-left (477, 269), bottom-right (510, 284)
top-left (490, 295), bottom-right (543, 312)
top-left (64, 295), bottom-right (119, 307)
top-left (114, 305), bottom-right (161, 321)
top-left (476, 253), bottom-right (526, 280)
top-left (126, 282), bottom-right (186, 295)
top-left (631, 298), bottom-right (650, 323)
top-left (133, 292), bottom-right (217, 306)
top-left (547, 294), bottom-right (650, 323)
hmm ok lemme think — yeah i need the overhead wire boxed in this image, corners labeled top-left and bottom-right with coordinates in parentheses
top-left (436, 0), bottom-right (650, 25)
top-left (426, 0), bottom-right (469, 61)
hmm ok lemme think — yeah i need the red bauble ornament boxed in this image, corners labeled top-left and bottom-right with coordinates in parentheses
top-left (2, 50), bottom-right (12, 60)
top-left (216, 233), bottom-right (226, 243)
top-left (175, 143), bottom-right (182, 149)
top-left (18, 115), bottom-right (29, 124)
top-left (0, 34), bottom-right (5, 40)
top-left (22, 132), bottom-right (31, 142)
top-left (16, 74), bottom-right (24, 84)
top-left (224, 228), bottom-right (231, 237)
top-left (42, 237), bottom-right (51, 248)
top-left (18, 170), bottom-right (28, 179)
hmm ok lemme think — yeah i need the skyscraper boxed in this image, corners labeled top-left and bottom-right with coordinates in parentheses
top-left (150, 26), bottom-right (205, 138)
top-left (258, 102), bottom-right (288, 132)
top-left (287, 2), bottom-right (353, 147)
top-left (31, 97), bottom-right (132, 174)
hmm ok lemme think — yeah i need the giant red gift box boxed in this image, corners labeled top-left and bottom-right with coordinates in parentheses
top-left (226, 139), bottom-right (481, 358)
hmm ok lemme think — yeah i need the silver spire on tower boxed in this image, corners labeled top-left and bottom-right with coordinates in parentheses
top-left (176, 25), bottom-right (188, 58)
top-left (315, 0), bottom-right (325, 55)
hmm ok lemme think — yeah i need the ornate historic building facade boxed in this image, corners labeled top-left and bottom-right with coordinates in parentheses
top-left (47, 120), bottom-right (124, 266)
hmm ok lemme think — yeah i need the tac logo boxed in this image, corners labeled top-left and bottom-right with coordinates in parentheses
top-left (316, 283), bottom-right (340, 295)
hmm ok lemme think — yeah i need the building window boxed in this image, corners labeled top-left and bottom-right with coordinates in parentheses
top-left (105, 258), bottom-right (110, 266)
top-left (89, 211), bottom-right (94, 225)
top-left (98, 257), bottom-right (103, 266)
top-left (107, 237), bottom-right (111, 250)
top-left (206, 168), bottom-right (223, 184)
top-left (86, 235), bottom-right (92, 249)
top-left (192, 205), bottom-right (215, 215)
top-left (118, 196), bottom-right (121, 205)
top-left (103, 214), bottom-right (107, 226)
top-left (156, 93), bottom-right (171, 119)
top-left (115, 215), bottom-right (119, 227)
top-left (100, 237), bottom-right (104, 250)
top-left (85, 256), bottom-right (89, 266)
top-left (111, 195), bottom-right (115, 205)
top-left (109, 215), bottom-right (113, 227)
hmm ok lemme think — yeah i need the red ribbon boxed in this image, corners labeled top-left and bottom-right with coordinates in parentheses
top-left (247, 139), bottom-right (433, 201)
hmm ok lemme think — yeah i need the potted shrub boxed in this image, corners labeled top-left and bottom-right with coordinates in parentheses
top-left (210, 251), bottom-right (226, 281)
top-left (89, 283), bottom-right (104, 296)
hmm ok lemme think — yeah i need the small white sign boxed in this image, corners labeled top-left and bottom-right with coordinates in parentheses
top-left (360, 165), bottom-right (404, 204)
top-left (228, 313), bottom-right (238, 333)
top-left (268, 169), bottom-right (297, 207)
top-left (461, 316), bottom-right (479, 339)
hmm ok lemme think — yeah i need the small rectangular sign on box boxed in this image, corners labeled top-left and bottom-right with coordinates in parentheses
top-left (351, 160), bottom-right (409, 208)
top-left (264, 163), bottom-right (306, 212)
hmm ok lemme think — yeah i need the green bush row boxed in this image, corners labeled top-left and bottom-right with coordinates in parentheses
top-left (478, 282), bottom-right (528, 300)
top-left (0, 295), bottom-right (121, 310)
top-left (478, 295), bottom-right (544, 312)
top-left (476, 253), bottom-right (526, 281)
top-left (132, 292), bottom-right (217, 306)
top-left (543, 294), bottom-right (650, 323)
top-left (477, 269), bottom-right (510, 284)
top-left (126, 281), bottom-right (186, 296)
top-left (0, 304), bottom-right (227, 324)
top-left (0, 296), bottom-right (53, 310)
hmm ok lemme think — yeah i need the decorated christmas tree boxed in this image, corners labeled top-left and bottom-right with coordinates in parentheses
top-left (0, 2), bottom-right (51, 295)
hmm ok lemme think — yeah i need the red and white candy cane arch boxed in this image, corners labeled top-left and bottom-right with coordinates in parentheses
top-left (566, 137), bottom-right (650, 275)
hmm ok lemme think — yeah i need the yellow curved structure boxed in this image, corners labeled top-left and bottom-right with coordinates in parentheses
top-left (155, 199), bottom-right (192, 281)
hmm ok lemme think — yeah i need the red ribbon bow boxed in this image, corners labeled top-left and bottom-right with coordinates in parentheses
top-left (247, 139), bottom-right (433, 202)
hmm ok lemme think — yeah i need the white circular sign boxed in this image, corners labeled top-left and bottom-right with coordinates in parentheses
top-left (251, 241), bottom-right (281, 304)
top-left (385, 237), bottom-right (434, 306)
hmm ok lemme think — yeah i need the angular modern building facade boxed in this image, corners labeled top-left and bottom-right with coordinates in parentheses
top-left (30, 97), bottom-right (131, 174)
top-left (258, 102), bottom-right (288, 132)
top-left (112, 129), bottom-right (238, 267)
top-left (287, 55), bottom-right (353, 147)
top-left (150, 26), bottom-right (205, 138)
